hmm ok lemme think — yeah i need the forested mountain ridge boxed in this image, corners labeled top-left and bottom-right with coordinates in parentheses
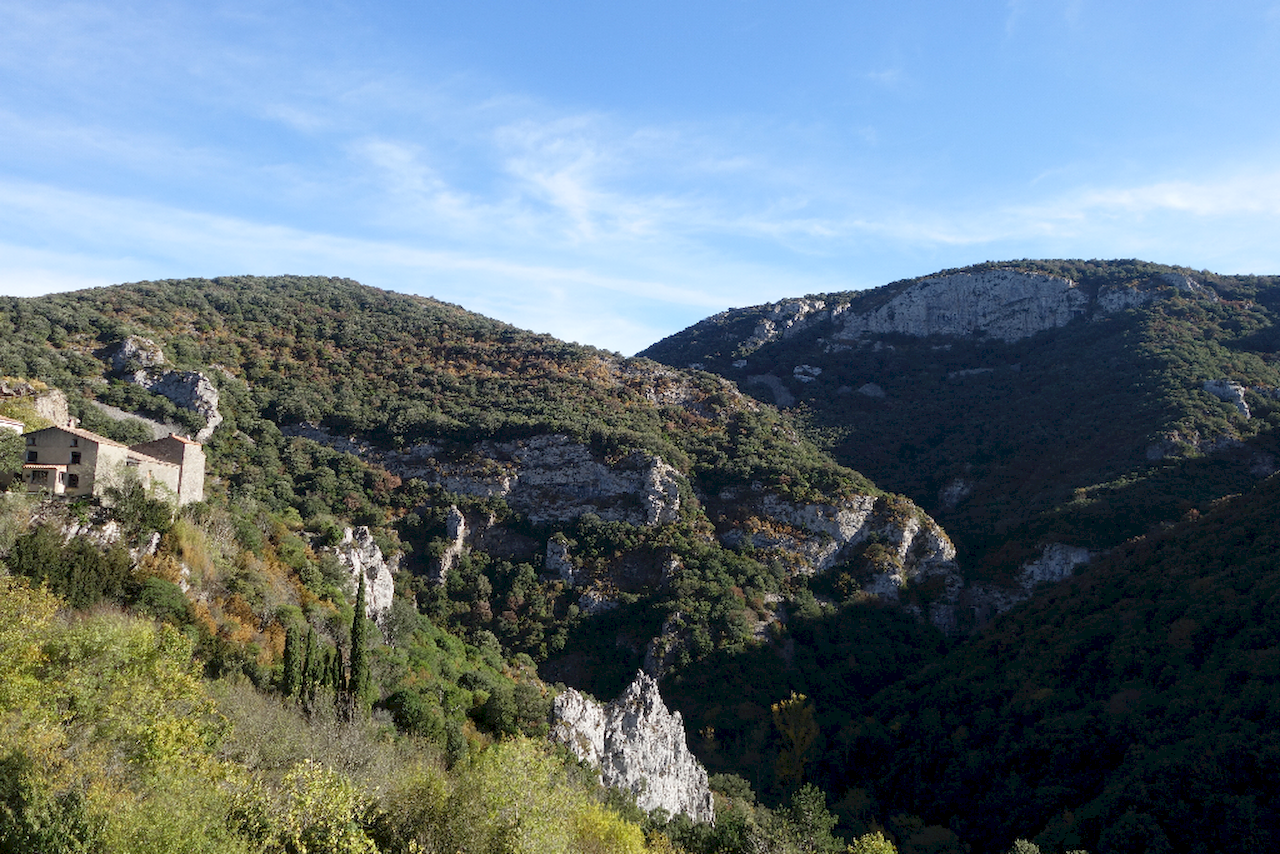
top-left (5, 267), bottom-right (1280, 853)
top-left (641, 259), bottom-right (1280, 584)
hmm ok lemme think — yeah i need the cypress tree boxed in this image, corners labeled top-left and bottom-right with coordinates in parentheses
top-left (329, 644), bottom-right (345, 695)
top-left (281, 623), bottom-right (301, 699)
top-left (300, 627), bottom-right (317, 705)
top-left (348, 572), bottom-right (370, 713)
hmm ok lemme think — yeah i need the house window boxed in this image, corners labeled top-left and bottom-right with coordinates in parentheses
top-left (70, 437), bottom-right (78, 447)
top-left (70, 452), bottom-right (81, 465)
top-left (67, 473), bottom-right (80, 489)
top-left (29, 470), bottom-right (47, 484)
top-left (26, 436), bottom-right (35, 445)
top-left (26, 451), bottom-right (37, 463)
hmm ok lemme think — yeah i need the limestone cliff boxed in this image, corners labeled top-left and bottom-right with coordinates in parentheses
top-left (649, 264), bottom-right (1217, 366)
top-left (550, 671), bottom-right (715, 823)
top-left (832, 269), bottom-right (1088, 343)
top-left (331, 526), bottom-right (397, 624)
top-left (106, 336), bottom-right (223, 442)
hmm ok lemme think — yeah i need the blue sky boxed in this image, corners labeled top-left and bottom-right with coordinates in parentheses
top-left (2, 1), bottom-right (1279, 354)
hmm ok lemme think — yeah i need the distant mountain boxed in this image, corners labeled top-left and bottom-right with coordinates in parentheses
top-left (642, 259), bottom-right (1280, 589)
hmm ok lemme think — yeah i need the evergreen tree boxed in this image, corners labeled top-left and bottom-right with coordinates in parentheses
top-left (328, 644), bottom-right (345, 696)
top-left (299, 627), bottom-right (317, 706)
top-left (281, 623), bottom-right (302, 700)
top-left (348, 572), bottom-right (370, 714)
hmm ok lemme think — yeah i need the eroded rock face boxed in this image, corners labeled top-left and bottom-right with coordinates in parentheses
top-left (719, 492), bottom-right (957, 579)
top-left (148, 371), bottom-right (223, 442)
top-left (741, 298), bottom-right (833, 354)
top-left (434, 506), bottom-right (468, 584)
top-left (550, 671), bottom-right (715, 823)
top-left (333, 526), bottom-right (397, 623)
top-left (1204, 379), bottom-right (1251, 418)
top-left (380, 434), bottom-right (684, 527)
top-left (107, 337), bottom-right (223, 442)
top-left (834, 270), bottom-right (1088, 343)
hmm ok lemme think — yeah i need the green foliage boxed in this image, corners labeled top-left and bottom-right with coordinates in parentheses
top-left (233, 759), bottom-right (378, 854)
top-left (0, 749), bottom-right (96, 854)
top-left (0, 431), bottom-right (22, 481)
top-left (847, 831), bottom-right (898, 854)
top-left (347, 573), bottom-right (371, 713)
top-left (105, 474), bottom-right (175, 542)
top-left (7, 524), bottom-right (136, 609)
top-left (844, 473), bottom-right (1280, 853)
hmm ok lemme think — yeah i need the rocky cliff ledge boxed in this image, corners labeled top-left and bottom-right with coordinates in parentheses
top-left (550, 671), bottom-right (715, 823)
top-left (331, 526), bottom-right (397, 624)
top-left (833, 270), bottom-right (1088, 343)
top-left (687, 266), bottom-right (1213, 362)
top-left (107, 336), bottom-right (223, 442)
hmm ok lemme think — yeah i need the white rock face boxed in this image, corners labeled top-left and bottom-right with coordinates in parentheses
top-left (384, 435), bottom-right (683, 527)
top-left (110, 336), bottom-right (168, 376)
top-left (1096, 284), bottom-right (1161, 312)
top-left (148, 371), bottom-right (224, 442)
top-left (34, 389), bottom-right (71, 427)
top-left (550, 671), bottom-right (715, 823)
top-left (334, 526), bottom-right (397, 622)
top-left (964, 543), bottom-right (1094, 622)
top-left (1204, 379), bottom-right (1251, 418)
top-left (1019, 543), bottom-right (1091, 591)
top-left (434, 506), bottom-right (468, 584)
top-left (726, 494), bottom-right (957, 580)
top-left (107, 337), bottom-right (223, 442)
top-left (743, 299), bottom-right (832, 352)
top-left (546, 536), bottom-right (577, 585)
top-left (834, 270), bottom-right (1088, 343)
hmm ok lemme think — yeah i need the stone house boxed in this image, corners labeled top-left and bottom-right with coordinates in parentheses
top-left (20, 425), bottom-right (205, 506)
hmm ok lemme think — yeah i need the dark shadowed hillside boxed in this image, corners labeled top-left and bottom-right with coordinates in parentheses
top-left (642, 260), bottom-right (1280, 583)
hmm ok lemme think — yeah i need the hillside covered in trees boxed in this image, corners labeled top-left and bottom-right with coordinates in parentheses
top-left (2, 265), bottom-right (1279, 853)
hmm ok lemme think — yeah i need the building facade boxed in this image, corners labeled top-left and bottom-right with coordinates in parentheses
top-left (20, 425), bottom-right (205, 506)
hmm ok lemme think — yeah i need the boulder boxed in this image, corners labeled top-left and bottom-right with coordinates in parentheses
top-left (550, 671), bottom-right (715, 823)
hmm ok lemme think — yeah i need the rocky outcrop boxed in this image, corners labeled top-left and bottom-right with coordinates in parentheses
top-left (1019, 543), bottom-right (1092, 590)
top-left (109, 336), bottom-right (167, 378)
top-left (0, 381), bottom-right (70, 426)
top-left (106, 337), bottom-right (223, 442)
top-left (33, 389), bottom-right (70, 427)
top-left (742, 298), bottom-right (832, 354)
top-left (148, 371), bottom-right (223, 442)
top-left (719, 492), bottom-right (957, 579)
top-left (963, 543), bottom-right (1094, 623)
top-left (1204, 379), bottom-right (1251, 418)
top-left (376, 434), bottom-right (684, 527)
top-left (546, 534), bottom-right (578, 585)
top-left (713, 492), bottom-right (964, 633)
top-left (433, 507), bottom-right (468, 584)
top-left (332, 526), bottom-right (397, 623)
top-left (550, 671), bottom-right (715, 823)
top-left (833, 270), bottom-right (1088, 343)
